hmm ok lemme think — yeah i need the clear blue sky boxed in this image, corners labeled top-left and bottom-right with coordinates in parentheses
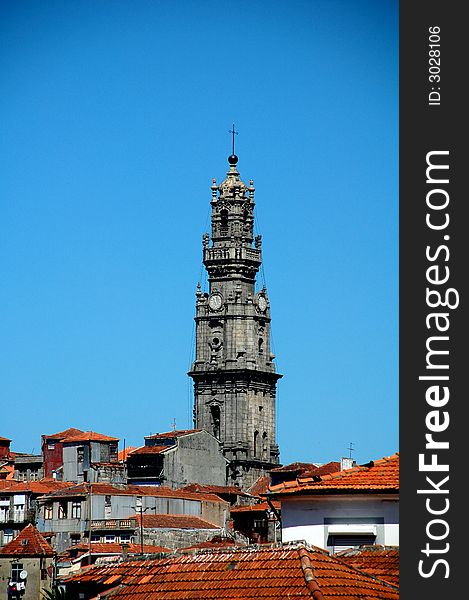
top-left (1, 0), bottom-right (398, 466)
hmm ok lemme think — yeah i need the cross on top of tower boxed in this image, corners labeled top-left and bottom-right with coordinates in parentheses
top-left (228, 124), bottom-right (238, 165)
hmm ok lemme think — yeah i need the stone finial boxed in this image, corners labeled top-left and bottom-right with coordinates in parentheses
top-left (211, 178), bottom-right (218, 200)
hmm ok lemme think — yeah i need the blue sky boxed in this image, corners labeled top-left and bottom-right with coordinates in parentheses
top-left (0, 0), bottom-right (398, 466)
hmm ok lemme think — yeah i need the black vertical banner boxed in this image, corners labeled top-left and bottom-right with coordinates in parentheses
top-left (400, 2), bottom-right (465, 598)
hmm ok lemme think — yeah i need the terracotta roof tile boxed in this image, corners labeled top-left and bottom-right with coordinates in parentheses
top-left (40, 483), bottom-right (228, 504)
top-left (64, 543), bottom-right (399, 599)
top-left (335, 545), bottom-right (400, 587)
top-left (230, 501), bottom-right (280, 513)
top-left (118, 447), bottom-right (138, 461)
top-left (59, 542), bottom-right (171, 561)
top-left (128, 445), bottom-right (170, 455)
top-left (181, 483), bottom-right (249, 496)
top-left (271, 462), bottom-right (324, 473)
top-left (0, 479), bottom-right (75, 494)
top-left (42, 427), bottom-right (85, 441)
top-left (180, 536), bottom-right (243, 552)
top-left (62, 431), bottom-right (119, 443)
top-left (144, 429), bottom-right (201, 440)
top-left (136, 514), bottom-right (219, 530)
top-left (0, 524), bottom-right (55, 557)
top-left (269, 453), bottom-right (399, 496)
top-left (247, 475), bottom-right (271, 497)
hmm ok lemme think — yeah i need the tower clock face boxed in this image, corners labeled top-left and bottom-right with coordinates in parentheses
top-left (257, 295), bottom-right (267, 312)
top-left (208, 293), bottom-right (223, 311)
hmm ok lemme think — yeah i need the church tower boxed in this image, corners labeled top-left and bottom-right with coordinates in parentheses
top-left (188, 151), bottom-right (282, 488)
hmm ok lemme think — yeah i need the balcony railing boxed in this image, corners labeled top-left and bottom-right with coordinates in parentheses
top-left (88, 518), bottom-right (137, 530)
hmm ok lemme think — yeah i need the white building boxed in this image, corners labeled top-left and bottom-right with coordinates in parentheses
top-left (267, 453), bottom-right (399, 553)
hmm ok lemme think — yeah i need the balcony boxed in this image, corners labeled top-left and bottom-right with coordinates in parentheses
top-left (88, 518), bottom-right (137, 530)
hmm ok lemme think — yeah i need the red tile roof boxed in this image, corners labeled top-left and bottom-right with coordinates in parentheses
top-left (59, 542), bottom-right (171, 561)
top-left (269, 454), bottom-right (399, 496)
top-left (247, 475), bottom-right (271, 496)
top-left (181, 483), bottom-right (249, 496)
top-left (64, 543), bottom-right (399, 599)
top-left (0, 479), bottom-right (75, 494)
top-left (128, 445), bottom-right (170, 455)
top-left (0, 436), bottom-right (12, 442)
top-left (136, 514), bottom-right (219, 530)
top-left (118, 447), bottom-right (138, 461)
top-left (42, 427), bottom-right (85, 441)
top-left (180, 536), bottom-right (243, 552)
top-left (335, 546), bottom-right (400, 587)
top-left (144, 429), bottom-right (201, 440)
top-left (271, 462), bottom-right (323, 473)
top-left (0, 524), bottom-right (55, 557)
top-left (40, 482), bottom-right (228, 504)
top-left (230, 501), bottom-right (280, 513)
top-left (62, 430), bottom-right (119, 443)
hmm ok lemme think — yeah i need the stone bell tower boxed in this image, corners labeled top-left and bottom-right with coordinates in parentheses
top-left (188, 152), bottom-right (282, 488)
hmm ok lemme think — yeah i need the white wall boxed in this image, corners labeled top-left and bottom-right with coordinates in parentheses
top-left (280, 494), bottom-right (399, 550)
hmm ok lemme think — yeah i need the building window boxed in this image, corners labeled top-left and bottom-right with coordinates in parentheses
top-left (109, 444), bottom-right (118, 463)
top-left (70, 534), bottom-right (81, 546)
top-left (327, 534), bottom-right (376, 553)
top-left (120, 534), bottom-right (131, 543)
top-left (44, 504), bottom-right (53, 520)
top-left (3, 529), bottom-right (14, 544)
top-left (253, 430), bottom-right (259, 457)
top-left (71, 501), bottom-right (81, 519)
top-left (13, 504), bottom-right (24, 522)
top-left (58, 501), bottom-right (68, 519)
top-left (48, 443), bottom-right (56, 450)
top-left (104, 535), bottom-right (116, 543)
top-left (220, 209), bottom-right (229, 236)
top-left (10, 563), bottom-right (24, 583)
top-left (210, 405), bottom-right (221, 439)
top-left (91, 535), bottom-right (100, 542)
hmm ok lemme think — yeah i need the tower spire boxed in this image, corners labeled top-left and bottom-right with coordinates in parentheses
top-left (188, 151), bottom-right (282, 489)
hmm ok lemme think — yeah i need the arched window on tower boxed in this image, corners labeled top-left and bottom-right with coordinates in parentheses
top-left (210, 405), bottom-right (221, 439)
top-left (262, 432), bottom-right (268, 460)
top-left (220, 209), bottom-right (229, 236)
top-left (253, 430), bottom-right (259, 457)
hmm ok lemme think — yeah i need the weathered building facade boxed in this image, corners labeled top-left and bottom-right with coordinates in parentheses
top-left (189, 154), bottom-right (282, 489)
top-left (126, 430), bottom-right (227, 488)
top-left (36, 482), bottom-right (229, 552)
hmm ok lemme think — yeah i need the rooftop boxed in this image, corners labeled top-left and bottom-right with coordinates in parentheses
top-left (230, 500), bottom-right (280, 514)
top-left (40, 482), bottom-right (227, 503)
top-left (0, 479), bottom-right (75, 494)
top-left (62, 430), bottom-right (119, 443)
top-left (144, 429), bottom-right (201, 440)
top-left (59, 542), bottom-right (171, 562)
top-left (64, 543), bottom-right (399, 599)
top-left (118, 447), bottom-right (138, 461)
top-left (128, 445), bottom-right (169, 455)
top-left (268, 454), bottom-right (399, 496)
top-left (136, 513), bottom-right (219, 530)
top-left (335, 545), bottom-right (400, 587)
top-left (0, 524), bottom-right (55, 557)
top-left (42, 427), bottom-right (85, 441)
top-left (181, 483), bottom-right (249, 497)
